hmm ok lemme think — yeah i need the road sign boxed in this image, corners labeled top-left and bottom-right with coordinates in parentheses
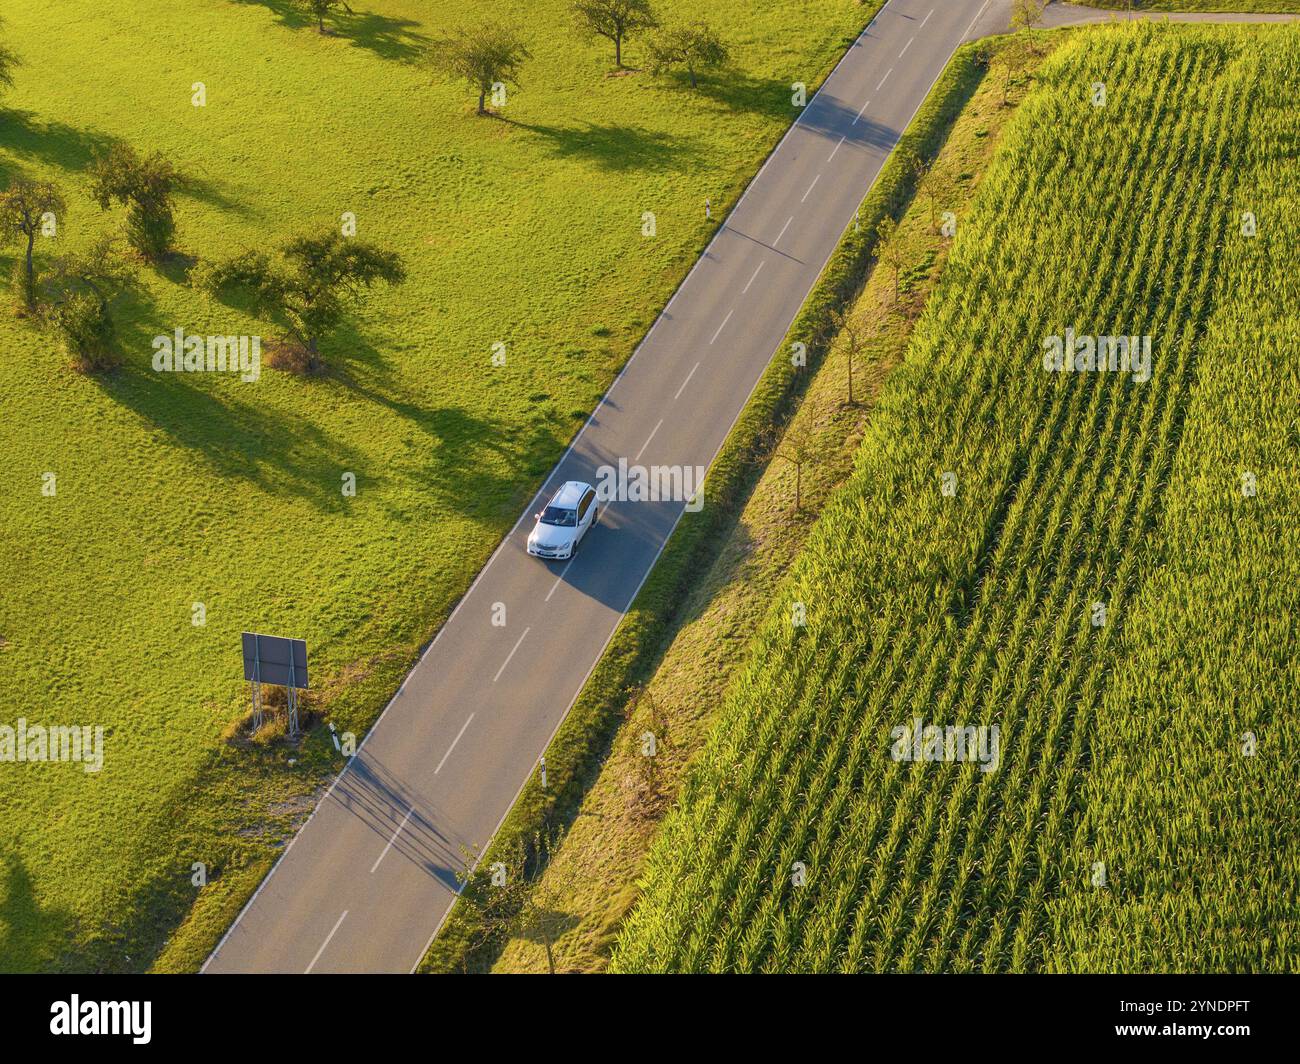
top-left (241, 633), bottom-right (308, 689)
top-left (241, 633), bottom-right (309, 736)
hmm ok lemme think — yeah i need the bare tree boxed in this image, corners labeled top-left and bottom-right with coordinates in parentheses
top-left (456, 831), bottom-right (577, 974)
top-left (769, 419), bottom-right (817, 513)
top-left (996, 36), bottom-right (1036, 105)
top-left (429, 22), bottom-right (532, 116)
top-left (623, 684), bottom-right (669, 814)
top-left (917, 157), bottom-right (956, 231)
top-left (828, 307), bottom-right (868, 407)
top-left (875, 215), bottom-right (904, 304)
top-left (572, 0), bottom-right (658, 68)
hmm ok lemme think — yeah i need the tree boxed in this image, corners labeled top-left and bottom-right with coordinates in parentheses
top-left (623, 684), bottom-right (669, 816)
top-left (875, 215), bottom-right (904, 304)
top-left (918, 157), bottom-right (956, 231)
top-left (200, 229), bottom-right (405, 373)
top-left (572, 0), bottom-right (657, 68)
top-left (90, 144), bottom-right (179, 262)
top-left (0, 179), bottom-right (65, 312)
top-left (828, 307), bottom-right (867, 407)
top-left (455, 831), bottom-right (578, 974)
top-left (39, 236), bottom-right (136, 372)
top-left (769, 419), bottom-right (816, 513)
top-left (1010, 0), bottom-right (1047, 34)
top-left (428, 22), bottom-right (531, 116)
top-left (996, 37), bottom-right (1036, 105)
top-left (647, 22), bottom-right (728, 89)
top-left (301, 0), bottom-right (353, 34)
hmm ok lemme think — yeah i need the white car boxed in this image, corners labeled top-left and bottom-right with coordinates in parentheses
top-left (526, 480), bottom-right (598, 560)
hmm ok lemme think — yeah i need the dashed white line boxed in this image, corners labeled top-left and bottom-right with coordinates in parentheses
top-left (877, 67), bottom-right (894, 91)
top-left (674, 361), bottom-right (700, 399)
top-left (709, 308), bottom-right (734, 345)
top-left (827, 135), bottom-right (846, 161)
top-left (920, 8), bottom-right (934, 30)
top-left (435, 713), bottom-right (475, 773)
top-left (774, 215), bottom-right (794, 247)
top-left (853, 98), bottom-right (871, 125)
top-left (900, 36), bottom-right (914, 59)
top-left (494, 628), bottom-right (530, 683)
top-left (801, 174), bottom-right (821, 203)
top-left (370, 806), bottom-right (414, 873)
top-left (742, 262), bottom-right (765, 294)
top-left (635, 419), bottom-right (663, 461)
top-left (305, 910), bottom-right (348, 974)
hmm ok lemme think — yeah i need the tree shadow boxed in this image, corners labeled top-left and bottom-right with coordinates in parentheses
top-left (231, 1), bottom-right (430, 63)
top-left (0, 110), bottom-right (118, 173)
top-left (652, 69), bottom-right (793, 122)
top-left (343, 373), bottom-right (574, 527)
top-left (0, 853), bottom-right (83, 974)
top-left (334, 9), bottom-right (431, 62)
top-left (92, 285), bottom-right (373, 514)
top-left (503, 118), bottom-right (706, 173)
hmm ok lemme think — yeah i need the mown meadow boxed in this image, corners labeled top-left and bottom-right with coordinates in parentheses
top-left (0, 0), bottom-right (881, 971)
top-left (613, 23), bottom-right (1299, 972)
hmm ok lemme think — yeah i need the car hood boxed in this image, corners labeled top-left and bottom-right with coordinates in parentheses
top-left (529, 525), bottom-right (574, 549)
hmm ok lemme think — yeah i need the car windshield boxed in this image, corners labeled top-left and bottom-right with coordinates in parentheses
top-left (540, 505), bottom-right (577, 527)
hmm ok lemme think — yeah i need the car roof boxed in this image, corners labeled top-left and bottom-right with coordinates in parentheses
top-left (550, 481), bottom-right (591, 508)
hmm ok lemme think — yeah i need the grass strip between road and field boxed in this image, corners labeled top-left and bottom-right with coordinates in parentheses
top-left (419, 40), bottom-right (992, 975)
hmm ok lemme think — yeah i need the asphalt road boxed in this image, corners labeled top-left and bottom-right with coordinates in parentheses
top-left (201, 0), bottom-right (1029, 974)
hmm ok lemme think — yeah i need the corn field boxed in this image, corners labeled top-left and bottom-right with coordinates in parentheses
top-left (612, 24), bottom-right (1300, 973)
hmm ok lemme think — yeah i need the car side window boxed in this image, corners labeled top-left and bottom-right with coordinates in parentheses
top-left (578, 490), bottom-right (594, 520)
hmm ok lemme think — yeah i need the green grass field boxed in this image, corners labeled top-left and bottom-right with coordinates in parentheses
top-left (612, 22), bottom-right (1300, 973)
top-left (0, 0), bottom-right (883, 971)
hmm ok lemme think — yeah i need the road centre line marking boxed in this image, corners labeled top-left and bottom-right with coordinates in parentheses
top-left (411, 0), bottom-right (979, 976)
top-left (921, 8), bottom-right (934, 30)
top-left (900, 36), bottom-right (914, 58)
top-left (853, 98), bottom-right (870, 125)
top-left (709, 309), bottom-right (734, 345)
top-left (305, 911), bottom-right (348, 974)
top-left (494, 629), bottom-right (530, 683)
top-left (203, 0), bottom-right (942, 977)
top-left (828, 135), bottom-right (846, 161)
top-left (435, 714), bottom-right (475, 774)
top-left (877, 67), bottom-right (894, 91)
top-left (742, 262), bottom-right (765, 294)
top-left (674, 361), bottom-right (700, 400)
top-left (802, 174), bottom-right (821, 202)
top-left (636, 419), bottom-right (663, 461)
top-left (370, 807), bottom-right (415, 873)
top-left (775, 215), bottom-right (794, 247)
